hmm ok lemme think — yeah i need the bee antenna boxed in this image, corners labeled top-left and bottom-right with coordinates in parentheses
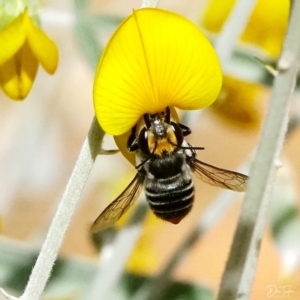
top-left (187, 146), bottom-right (205, 150)
top-left (168, 139), bottom-right (204, 151)
top-left (144, 113), bottom-right (151, 129)
top-left (136, 156), bottom-right (151, 169)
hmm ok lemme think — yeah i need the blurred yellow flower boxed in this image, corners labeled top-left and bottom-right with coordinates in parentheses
top-left (126, 213), bottom-right (161, 275)
top-left (211, 76), bottom-right (265, 129)
top-left (0, 8), bottom-right (59, 100)
top-left (94, 8), bottom-right (222, 137)
top-left (201, 0), bottom-right (289, 57)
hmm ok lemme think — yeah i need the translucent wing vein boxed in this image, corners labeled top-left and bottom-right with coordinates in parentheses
top-left (91, 172), bottom-right (145, 232)
top-left (190, 158), bottom-right (248, 192)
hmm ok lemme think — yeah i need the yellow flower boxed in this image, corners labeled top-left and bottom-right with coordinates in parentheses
top-left (0, 8), bottom-right (58, 100)
top-left (93, 8), bottom-right (222, 139)
top-left (201, 0), bottom-right (289, 58)
top-left (126, 213), bottom-right (161, 275)
top-left (210, 76), bottom-right (265, 129)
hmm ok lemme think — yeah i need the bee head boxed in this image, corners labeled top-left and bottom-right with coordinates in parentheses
top-left (137, 107), bottom-right (184, 156)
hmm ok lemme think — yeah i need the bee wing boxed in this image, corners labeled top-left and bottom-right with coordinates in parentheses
top-left (91, 172), bottom-right (145, 233)
top-left (190, 158), bottom-right (248, 192)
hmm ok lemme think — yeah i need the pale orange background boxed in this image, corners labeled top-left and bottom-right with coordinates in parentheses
top-left (0, 1), bottom-right (299, 299)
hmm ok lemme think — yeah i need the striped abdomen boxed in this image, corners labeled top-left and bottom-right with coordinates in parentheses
top-left (144, 153), bottom-right (194, 224)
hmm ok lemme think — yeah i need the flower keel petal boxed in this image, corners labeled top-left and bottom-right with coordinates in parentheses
top-left (0, 42), bottom-right (38, 100)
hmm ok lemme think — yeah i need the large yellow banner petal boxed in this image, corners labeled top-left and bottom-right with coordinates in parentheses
top-left (94, 8), bottom-right (222, 136)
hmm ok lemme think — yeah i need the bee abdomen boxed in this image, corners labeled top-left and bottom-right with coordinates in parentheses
top-left (145, 179), bottom-right (194, 224)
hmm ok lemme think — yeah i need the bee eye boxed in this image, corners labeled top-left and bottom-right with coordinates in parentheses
top-left (171, 122), bottom-right (183, 147)
top-left (138, 127), bottom-right (150, 154)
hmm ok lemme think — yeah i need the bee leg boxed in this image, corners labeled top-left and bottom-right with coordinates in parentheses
top-left (178, 123), bottom-right (192, 136)
top-left (127, 125), bottom-right (139, 152)
top-left (165, 106), bottom-right (171, 123)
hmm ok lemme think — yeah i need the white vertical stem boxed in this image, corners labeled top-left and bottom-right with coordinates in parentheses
top-left (214, 0), bottom-right (258, 71)
top-left (141, 0), bottom-right (160, 8)
top-left (0, 117), bottom-right (104, 300)
top-left (217, 1), bottom-right (300, 299)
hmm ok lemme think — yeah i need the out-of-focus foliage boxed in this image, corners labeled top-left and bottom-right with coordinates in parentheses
top-left (74, 0), bottom-right (123, 69)
top-left (0, 240), bottom-right (213, 299)
top-left (271, 164), bottom-right (300, 276)
top-left (0, 0), bottom-right (39, 27)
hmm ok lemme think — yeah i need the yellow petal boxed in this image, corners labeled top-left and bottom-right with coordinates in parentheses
top-left (114, 106), bottom-right (180, 165)
top-left (0, 10), bottom-right (27, 65)
top-left (211, 76), bottom-right (263, 129)
top-left (0, 41), bottom-right (38, 100)
top-left (240, 0), bottom-right (289, 57)
top-left (126, 213), bottom-right (161, 275)
top-left (25, 10), bottom-right (59, 74)
top-left (94, 8), bottom-right (222, 136)
top-left (201, 0), bottom-right (289, 57)
top-left (201, 0), bottom-right (235, 33)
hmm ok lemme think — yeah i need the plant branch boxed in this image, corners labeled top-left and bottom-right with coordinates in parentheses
top-left (141, 0), bottom-right (160, 8)
top-left (214, 0), bottom-right (258, 71)
top-left (0, 117), bottom-right (104, 300)
top-left (217, 2), bottom-right (300, 299)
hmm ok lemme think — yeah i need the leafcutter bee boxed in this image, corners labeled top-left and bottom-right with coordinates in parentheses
top-left (91, 107), bottom-right (248, 232)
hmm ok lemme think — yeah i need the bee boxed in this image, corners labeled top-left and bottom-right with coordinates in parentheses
top-left (91, 107), bottom-right (248, 232)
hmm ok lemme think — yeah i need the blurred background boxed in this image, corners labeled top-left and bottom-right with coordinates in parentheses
top-left (0, 0), bottom-right (300, 299)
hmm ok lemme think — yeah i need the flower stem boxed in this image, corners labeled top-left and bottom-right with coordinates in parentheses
top-left (141, 0), bottom-right (160, 8)
top-left (0, 117), bottom-right (104, 300)
top-left (214, 0), bottom-right (258, 71)
top-left (217, 1), bottom-right (300, 299)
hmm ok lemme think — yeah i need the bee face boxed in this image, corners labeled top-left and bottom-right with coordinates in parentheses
top-left (91, 107), bottom-right (248, 232)
top-left (135, 108), bottom-right (184, 157)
